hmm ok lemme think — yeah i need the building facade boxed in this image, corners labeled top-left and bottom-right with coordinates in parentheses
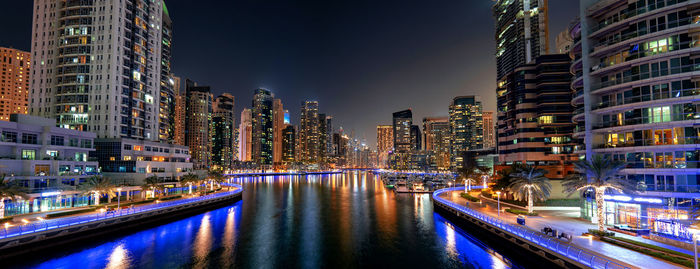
top-left (376, 125), bottom-right (393, 168)
top-left (299, 101), bottom-right (320, 164)
top-left (574, 0), bottom-right (700, 241)
top-left (282, 125), bottom-right (296, 164)
top-left (272, 98), bottom-right (284, 166)
top-left (185, 80), bottom-right (212, 170)
top-left (238, 108), bottom-right (252, 162)
top-left (493, 0), bottom-right (549, 79)
top-left (496, 54), bottom-right (577, 179)
top-left (0, 48), bottom-right (30, 121)
top-left (449, 96), bottom-right (483, 170)
top-left (392, 109), bottom-right (413, 170)
top-left (423, 117), bottom-right (450, 170)
top-left (482, 111), bottom-right (496, 149)
top-left (251, 89), bottom-right (273, 166)
top-left (212, 93), bottom-right (235, 169)
top-left (172, 76), bottom-right (186, 146)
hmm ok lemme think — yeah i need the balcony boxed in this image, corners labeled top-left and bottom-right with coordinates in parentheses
top-left (592, 16), bottom-right (695, 55)
top-left (589, 0), bottom-right (690, 34)
top-left (595, 136), bottom-right (700, 149)
top-left (593, 112), bottom-right (700, 130)
top-left (592, 63), bottom-right (700, 92)
top-left (592, 39), bottom-right (698, 73)
top-left (592, 87), bottom-right (700, 111)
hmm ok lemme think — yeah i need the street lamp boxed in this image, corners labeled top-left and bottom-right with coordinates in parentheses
top-left (690, 226), bottom-right (700, 269)
top-left (116, 188), bottom-right (122, 209)
top-left (495, 191), bottom-right (501, 217)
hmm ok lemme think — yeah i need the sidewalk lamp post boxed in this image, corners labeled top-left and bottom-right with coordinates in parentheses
top-left (116, 188), bottom-right (122, 209)
top-left (495, 191), bottom-right (501, 217)
top-left (690, 226), bottom-right (699, 269)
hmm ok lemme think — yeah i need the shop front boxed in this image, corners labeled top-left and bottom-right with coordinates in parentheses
top-left (2, 191), bottom-right (92, 217)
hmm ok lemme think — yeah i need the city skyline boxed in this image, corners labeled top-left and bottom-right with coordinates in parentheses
top-left (0, 0), bottom-right (578, 146)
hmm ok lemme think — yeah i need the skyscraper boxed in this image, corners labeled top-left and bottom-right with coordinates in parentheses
top-left (272, 99), bottom-right (284, 165)
top-left (376, 125), bottom-right (393, 168)
top-left (449, 96), bottom-right (483, 169)
top-left (574, 0), bottom-right (700, 235)
top-left (172, 76), bottom-right (186, 146)
top-left (0, 48), bottom-right (30, 121)
top-left (252, 89), bottom-right (273, 166)
top-left (410, 125), bottom-right (422, 151)
top-left (482, 111), bottom-right (496, 149)
top-left (299, 101), bottom-right (320, 164)
top-left (159, 7), bottom-right (175, 142)
top-left (497, 54), bottom-right (576, 178)
top-left (392, 109), bottom-right (413, 170)
top-left (423, 117), bottom-right (450, 170)
top-left (185, 79), bottom-right (213, 170)
top-left (212, 93), bottom-right (235, 169)
top-left (31, 0), bottom-right (171, 140)
top-left (282, 125), bottom-right (296, 164)
top-left (318, 113), bottom-right (328, 163)
top-left (493, 0), bottom-right (548, 79)
top-left (238, 108), bottom-right (252, 162)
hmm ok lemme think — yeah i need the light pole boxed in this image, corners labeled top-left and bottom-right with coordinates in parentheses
top-left (690, 227), bottom-right (699, 269)
top-left (496, 191), bottom-right (501, 217)
top-left (116, 188), bottom-right (122, 209)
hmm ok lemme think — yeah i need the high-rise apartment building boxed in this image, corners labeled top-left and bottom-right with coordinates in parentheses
top-left (423, 117), bottom-right (450, 170)
top-left (185, 80), bottom-right (212, 170)
top-left (0, 48), bottom-right (30, 121)
top-left (449, 96), bottom-right (483, 170)
top-left (251, 89), bottom-right (273, 166)
top-left (172, 76), bottom-right (186, 146)
top-left (212, 93), bottom-right (235, 169)
top-left (318, 113), bottom-right (328, 163)
top-left (392, 109), bottom-right (413, 170)
top-left (573, 0), bottom-right (700, 238)
top-left (272, 98), bottom-right (284, 165)
top-left (493, 0), bottom-right (549, 79)
top-left (238, 108), bottom-right (252, 162)
top-left (31, 0), bottom-right (171, 140)
top-left (482, 111), bottom-right (496, 149)
top-left (282, 125), bottom-right (296, 164)
top-left (376, 125), bottom-right (393, 168)
top-left (410, 125), bottom-right (422, 151)
top-left (497, 54), bottom-right (576, 178)
top-left (299, 101), bottom-right (320, 164)
top-left (159, 7), bottom-right (175, 143)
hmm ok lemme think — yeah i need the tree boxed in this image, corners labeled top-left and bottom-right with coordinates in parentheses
top-left (180, 173), bottom-right (200, 195)
top-left (79, 176), bottom-right (116, 205)
top-left (457, 155), bottom-right (489, 192)
top-left (563, 155), bottom-right (632, 232)
top-left (493, 163), bottom-right (525, 192)
top-left (507, 165), bottom-right (551, 214)
top-left (208, 169), bottom-right (224, 191)
top-left (141, 175), bottom-right (162, 198)
top-left (0, 175), bottom-right (28, 218)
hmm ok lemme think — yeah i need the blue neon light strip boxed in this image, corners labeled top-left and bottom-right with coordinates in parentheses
top-left (0, 184), bottom-right (243, 240)
top-left (432, 187), bottom-right (629, 269)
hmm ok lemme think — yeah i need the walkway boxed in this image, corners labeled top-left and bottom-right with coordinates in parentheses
top-left (0, 185), bottom-right (243, 240)
top-left (439, 189), bottom-right (685, 269)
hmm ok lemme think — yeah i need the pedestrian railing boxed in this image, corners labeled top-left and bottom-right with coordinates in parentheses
top-left (0, 184), bottom-right (243, 241)
top-left (432, 187), bottom-right (630, 269)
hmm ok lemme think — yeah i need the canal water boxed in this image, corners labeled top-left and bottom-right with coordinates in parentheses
top-left (15, 172), bottom-right (519, 268)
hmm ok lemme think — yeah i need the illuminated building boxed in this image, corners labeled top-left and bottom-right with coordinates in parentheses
top-left (376, 125), bottom-right (393, 168)
top-left (212, 93), bottom-right (235, 169)
top-left (299, 101), bottom-right (320, 164)
top-left (496, 54), bottom-right (576, 179)
top-left (282, 125), bottom-right (296, 164)
top-left (0, 48), bottom-right (29, 121)
top-left (172, 76), bottom-right (186, 146)
top-left (411, 125), bottom-right (421, 151)
top-left (238, 108), bottom-right (252, 162)
top-left (423, 117), bottom-right (450, 170)
top-left (482, 111), bottom-right (496, 149)
top-left (252, 89), bottom-right (273, 166)
top-left (184, 79), bottom-right (213, 170)
top-left (573, 0), bottom-right (700, 239)
top-left (273, 99), bottom-right (284, 165)
top-left (449, 96), bottom-right (483, 170)
top-left (493, 0), bottom-right (548, 79)
top-left (392, 109), bottom-right (413, 170)
top-left (159, 8), bottom-right (175, 142)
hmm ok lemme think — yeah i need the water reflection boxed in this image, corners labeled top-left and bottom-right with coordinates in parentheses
top-left (18, 172), bottom-right (517, 269)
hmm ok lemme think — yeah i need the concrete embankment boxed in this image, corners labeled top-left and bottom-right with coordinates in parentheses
top-left (0, 189), bottom-right (242, 260)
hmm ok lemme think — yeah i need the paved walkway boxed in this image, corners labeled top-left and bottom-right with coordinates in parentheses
top-left (440, 190), bottom-right (686, 269)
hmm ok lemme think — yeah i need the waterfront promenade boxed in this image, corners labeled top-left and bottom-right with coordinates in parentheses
top-left (0, 184), bottom-right (243, 241)
top-left (436, 188), bottom-right (684, 269)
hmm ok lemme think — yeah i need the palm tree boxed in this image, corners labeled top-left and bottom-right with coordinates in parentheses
top-left (0, 175), bottom-right (28, 218)
top-left (141, 175), bottom-right (162, 198)
top-left (563, 155), bottom-right (631, 232)
top-left (458, 164), bottom-right (489, 192)
top-left (507, 165), bottom-right (552, 214)
top-left (79, 176), bottom-right (116, 205)
top-left (180, 173), bottom-right (200, 195)
top-left (208, 169), bottom-right (224, 191)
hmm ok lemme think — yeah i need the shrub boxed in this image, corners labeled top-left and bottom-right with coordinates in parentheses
top-left (460, 193), bottom-right (480, 202)
top-left (0, 216), bottom-right (12, 224)
top-left (159, 195), bottom-right (182, 201)
top-left (587, 229), bottom-right (615, 237)
top-left (505, 208), bottom-right (538, 216)
top-left (46, 208), bottom-right (97, 219)
top-left (600, 237), bottom-right (693, 268)
top-left (480, 190), bottom-right (492, 198)
top-left (610, 236), bottom-right (692, 259)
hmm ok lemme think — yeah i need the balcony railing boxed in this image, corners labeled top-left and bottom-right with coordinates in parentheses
top-left (596, 136), bottom-right (700, 149)
top-left (592, 63), bottom-right (700, 91)
top-left (625, 160), bottom-right (700, 169)
top-left (592, 88), bottom-right (700, 110)
top-left (592, 16), bottom-right (694, 52)
top-left (643, 184), bottom-right (700, 192)
top-left (590, 0), bottom-right (689, 33)
top-left (594, 39), bottom-right (698, 71)
top-left (593, 112), bottom-right (700, 130)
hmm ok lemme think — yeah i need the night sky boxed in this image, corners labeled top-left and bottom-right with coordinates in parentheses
top-left (0, 1), bottom-right (578, 146)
